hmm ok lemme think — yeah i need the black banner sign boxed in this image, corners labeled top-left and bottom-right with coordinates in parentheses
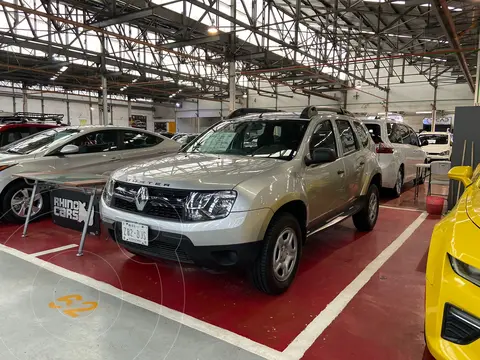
top-left (50, 189), bottom-right (100, 235)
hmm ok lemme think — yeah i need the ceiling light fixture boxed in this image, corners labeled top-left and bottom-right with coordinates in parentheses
top-left (242, 93), bottom-right (247, 98)
top-left (208, 21), bottom-right (218, 35)
top-left (416, 111), bottom-right (432, 114)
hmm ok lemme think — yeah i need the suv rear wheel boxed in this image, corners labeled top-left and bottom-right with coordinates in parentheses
top-left (2, 181), bottom-right (48, 223)
top-left (251, 213), bottom-right (302, 295)
top-left (352, 183), bottom-right (379, 231)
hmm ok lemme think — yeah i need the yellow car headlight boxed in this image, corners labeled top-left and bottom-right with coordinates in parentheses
top-left (449, 254), bottom-right (480, 287)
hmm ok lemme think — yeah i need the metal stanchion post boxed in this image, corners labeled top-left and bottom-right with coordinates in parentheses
top-left (22, 180), bottom-right (38, 238)
top-left (77, 190), bottom-right (95, 256)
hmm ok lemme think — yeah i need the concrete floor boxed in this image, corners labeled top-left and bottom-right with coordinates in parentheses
top-left (0, 182), bottom-right (443, 360)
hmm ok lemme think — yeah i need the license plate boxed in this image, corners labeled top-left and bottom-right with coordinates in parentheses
top-left (121, 221), bottom-right (148, 246)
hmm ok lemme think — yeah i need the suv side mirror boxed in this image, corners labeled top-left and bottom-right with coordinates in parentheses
top-left (305, 148), bottom-right (337, 166)
top-left (60, 144), bottom-right (79, 155)
top-left (421, 140), bottom-right (429, 146)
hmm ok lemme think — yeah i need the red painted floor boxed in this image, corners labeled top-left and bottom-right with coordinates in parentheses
top-left (1, 207), bottom-right (423, 352)
top-left (302, 215), bottom-right (439, 360)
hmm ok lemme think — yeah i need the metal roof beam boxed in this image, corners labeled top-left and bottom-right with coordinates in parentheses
top-left (161, 34), bottom-right (228, 49)
top-left (187, 0), bottom-right (387, 91)
top-left (90, 7), bottom-right (160, 27)
top-left (431, 0), bottom-right (474, 92)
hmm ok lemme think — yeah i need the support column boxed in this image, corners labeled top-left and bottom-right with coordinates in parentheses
top-left (98, 91), bottom-right (102, 125)
top-left (110, 97), bottom-right (114, 125)
top-left (40, 86), bottom-right (45, 113)
top-left (89, 92), bottom-right (93, 124)
top-left (66, 92), bottom-right (71, 125)
top-left (102, 75), bottom-right (108, 125)
top-left (475, 35), bottom-right (480, 105)
top-left (228, 61), bottom-right (236, 113)
top-left (127, 96), bottom-right (132, 123)
top-left (432, 84), bottom-right (438, 132)
top-left (12, 83), bottom-right (16, 113)
top-left (22, 84), bottom-right (28, 113)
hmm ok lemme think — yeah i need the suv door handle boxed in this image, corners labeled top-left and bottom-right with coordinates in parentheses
top-left (337, 170), bottom-right (345, 175)
top-left (359, 161), bottom-right (365, 166)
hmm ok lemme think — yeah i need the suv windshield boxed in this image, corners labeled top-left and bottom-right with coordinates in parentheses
top-left (418, 133), bottom-right (449, 145)
top-left (0, 128), bottom-right (79, 155)
top-left (183, 119), bottom-right (309, 160)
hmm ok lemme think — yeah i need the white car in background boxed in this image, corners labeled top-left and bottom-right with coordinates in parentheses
top-left (363, 119), bottom-right (427, 197)
top-left (0, 126), bottom-right (180, 223)
top-left (418, 131), bottom-right (452, 162)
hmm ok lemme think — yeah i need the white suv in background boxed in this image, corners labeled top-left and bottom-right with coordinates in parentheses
top-left (418, 131), bottom-right (452, 162)
top-left (363, 119), bottom-right (427, 197)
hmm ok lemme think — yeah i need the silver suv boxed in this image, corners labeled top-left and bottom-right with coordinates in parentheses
top-left (100, 107), bottom-right (382, 294)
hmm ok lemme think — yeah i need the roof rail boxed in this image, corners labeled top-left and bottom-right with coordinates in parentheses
top-left (0, 112), bottom-right (65, 124)
top-left (226, 108), bottom-right (280, 119)
top-left (300, 106), bottom-right (354, 118)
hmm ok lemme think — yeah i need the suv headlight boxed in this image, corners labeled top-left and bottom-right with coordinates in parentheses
top-left (439, 150), bottom-right (450, 156)
top-left (449, 254), bottom-right (480, 287)
top-left (102, 178), bottom-right (115, 206)
top-left (185, 190), bottom-right (237, 221)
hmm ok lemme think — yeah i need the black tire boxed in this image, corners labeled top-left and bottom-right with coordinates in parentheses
top-left (392, 167), bottom-right (404, 198)
top-left (250, 213), bottom-right (302, 295)
top-left (352, 184), bottom-right (380, 231)
top-left (1, 181), bottom-right (49, 223)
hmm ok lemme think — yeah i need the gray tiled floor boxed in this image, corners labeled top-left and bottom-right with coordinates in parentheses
top-left (0, 251), bottom-right (264, 360)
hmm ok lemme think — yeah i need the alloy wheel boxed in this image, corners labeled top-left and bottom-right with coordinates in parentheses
top-left (10, 188), bottom-right (43, 218)
top-left (272, 227), bottom-right (298, 282)
top-left (368, 191), bottom-right (378, 224)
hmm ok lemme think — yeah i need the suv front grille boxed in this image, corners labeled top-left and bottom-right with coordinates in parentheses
top-left (111, 181), bottom-right (190, 221)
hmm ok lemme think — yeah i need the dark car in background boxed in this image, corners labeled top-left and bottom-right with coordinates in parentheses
top-left (0, 112), bottom-right (64, 147)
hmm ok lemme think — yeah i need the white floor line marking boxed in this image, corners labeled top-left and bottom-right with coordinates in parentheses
top-left (380, 205), bottom-right (422, 212)
top-left (30, 244), bottom-right (78, 257)
top-left (0, 244), bottom-right (291, 360)
top-left (283, 212), bottom-right (428, 359)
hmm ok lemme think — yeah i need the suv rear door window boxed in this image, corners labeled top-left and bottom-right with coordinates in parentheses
top-left (398, 124), bottom-right (411, 145)
top-left (310, 120), bottom-right (337, 156)
top-left (336, 120), bottom-right (358, 155)
top-left (364, 123), bottom-right (382, 144)
top-left (353, 121), bottom-right (369, 147)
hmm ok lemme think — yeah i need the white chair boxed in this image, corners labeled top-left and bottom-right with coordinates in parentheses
top-left (428, 161), bottom-right (451, 197)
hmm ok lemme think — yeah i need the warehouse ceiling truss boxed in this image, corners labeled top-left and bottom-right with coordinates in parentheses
top-left (0, 0), bottom-right (478, 104)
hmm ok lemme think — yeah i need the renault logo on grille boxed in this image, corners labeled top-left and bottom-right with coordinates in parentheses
top-left (135, 186), bottom-right (149, 211)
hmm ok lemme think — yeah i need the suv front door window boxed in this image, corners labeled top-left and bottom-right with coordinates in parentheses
top-left (304, 120), bottom-right (346, 225)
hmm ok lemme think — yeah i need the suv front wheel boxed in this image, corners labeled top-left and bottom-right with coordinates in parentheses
top-left (352, 183), bottom-right (380, 231)
top-left (251, 213), bottom-right (302, 295)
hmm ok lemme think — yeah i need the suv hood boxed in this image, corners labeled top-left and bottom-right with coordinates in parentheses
top-left (111, 153), bottom-right (285, 190)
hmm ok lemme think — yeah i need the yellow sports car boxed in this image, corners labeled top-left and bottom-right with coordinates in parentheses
top-left (426, 164), bottom-right (480, 359)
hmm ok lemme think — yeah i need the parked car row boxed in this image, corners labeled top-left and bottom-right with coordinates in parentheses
top-left (0, 107), bottom-right (430, 294)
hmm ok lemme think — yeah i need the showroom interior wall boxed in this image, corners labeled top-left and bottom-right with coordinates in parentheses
top-left (0, 86), bottom-right (156, 130)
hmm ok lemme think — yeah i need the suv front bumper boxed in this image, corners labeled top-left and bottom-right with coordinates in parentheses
top-left (100, 197), bottom-right (272, 268)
